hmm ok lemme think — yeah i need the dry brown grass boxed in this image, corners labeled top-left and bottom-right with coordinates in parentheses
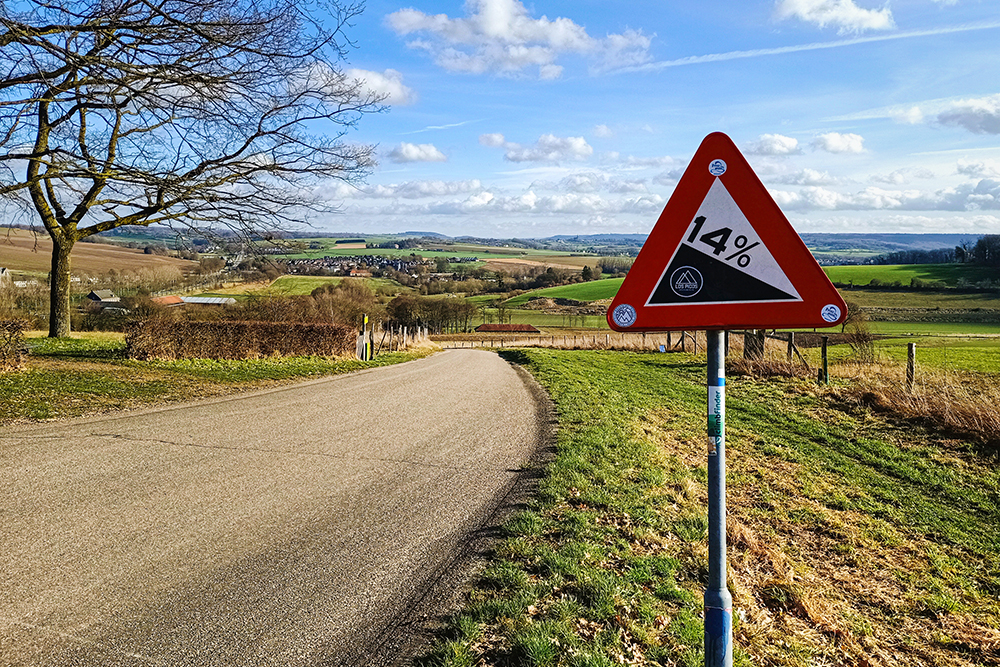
top-left (636, 403), bottom-right (1000, 667)
top-left (0, 319), bottom-right (27, 370)
top-left (829, 361), bottom-right (1000, 455)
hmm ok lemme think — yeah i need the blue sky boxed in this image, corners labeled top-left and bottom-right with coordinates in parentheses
top-left (318, 0), bottom-right (1000, 238)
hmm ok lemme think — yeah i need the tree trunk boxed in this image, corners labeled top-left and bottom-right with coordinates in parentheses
top-left (48, 235), bottom-right (75, 338)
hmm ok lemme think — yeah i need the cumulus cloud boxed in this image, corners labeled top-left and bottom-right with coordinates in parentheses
top-left (957, 160), bottom-right (1000, 179)
top-left (345, 68), bottom-right (416, 105)
top-left (748, 133), bottom-right (801, 156)
top-left (359, 189), bottom-right (665, 217)
top-left (387, 142), bottom-right (448, 163)
top-left (937, 94), bottom-right (1000, 134)
top-left (593, 124), bottom-right (613, 138)
top-left (812, 132), bottom-right (865, 153)
top-left (891, 106), bottom-right (925, 125)
top-left (772, 168), bottom-right (839, 185)
top-left (386, 0), bottom-right (650, 79)
top-left (769, 180), bottom-right (1000, 211)
top-left (482, 133), bottom-right (594, 163)
top-left (774, 0), bottom-right (894, 34)
top-left (479, 133), bottom-right (506, 147)
top-left (870, 167), bottom-right (936, 185)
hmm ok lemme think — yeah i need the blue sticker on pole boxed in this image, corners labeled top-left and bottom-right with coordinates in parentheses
top-left (708, 383), bottom-right (724, 456)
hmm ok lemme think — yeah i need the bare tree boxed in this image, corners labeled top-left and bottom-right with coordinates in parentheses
top-left (1, 0), bottom-right (382, 336)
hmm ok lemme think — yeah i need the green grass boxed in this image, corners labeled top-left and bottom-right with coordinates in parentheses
top-left (873, 336), bottom-right (1000, 373)
top-left (505, 278), bottom-right (624, 307)
top-left (839, 288), bottom-right (1000, 310)
top-left (264, 275), bottom-right (409, 296)
top-left (868, 321), bottom-right (1000, 335)
top-left (824, 263), bottom-right (1000, 287)
top-left (4, 332), bottom-right (425, 425)
top-left (418, 349), bottom-right (1000, 666)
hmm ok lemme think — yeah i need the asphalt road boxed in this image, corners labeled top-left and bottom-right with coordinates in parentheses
top-left (0, 349), bottom-right (551, 666)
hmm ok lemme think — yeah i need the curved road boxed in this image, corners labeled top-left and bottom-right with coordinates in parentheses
top-left (0, 350), bottom-right (551, 666)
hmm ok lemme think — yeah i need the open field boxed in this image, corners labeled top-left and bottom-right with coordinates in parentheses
top-left (505, 278), bottom-right (624, 307)
top-left (418, 349), bottom-right (1000, 666)
top-left (839, 288), bottom-right (1000, 310)
top-left (867, 321), bottom-right (1000, 335)
top-left (824, 263), bottom-right (999, 286)
top-left (0, 227), bottom-right (196, 276)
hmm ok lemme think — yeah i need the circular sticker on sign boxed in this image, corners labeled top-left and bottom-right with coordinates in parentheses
top-left (670, 266), bottom-right (704, 298)
top-left (612, 304), bottom-right (637, 328)
top-left (708, 159), bottom-right (727, 176)
top-left (821, 304), bottom-right (842, 323)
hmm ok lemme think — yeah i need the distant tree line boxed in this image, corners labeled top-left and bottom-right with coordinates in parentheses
top-left (867, 235), bottom-right (1000, 267)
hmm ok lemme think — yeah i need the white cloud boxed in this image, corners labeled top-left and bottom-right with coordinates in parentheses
top-left (365, 180), bottom-right (483, 199)
top-left (937, 94), bottom-right (1000, 135)
top-left (769, 180), bottom-right (1000, 211)
top-left (772, 168), bottom-right (839, 185)
top-left (870, 167), bottom-right (936, 185)
top-left (774, 0), bottom-right (894, 34)
top-left (748, 133), bottom-right (801, 155)
top-left (484, 133), bottom-right (594, 163)
top-left (593, 124), bottom-right (613, 138)
top-left (479, 133), bottom-right (506, 147)
top-left (957, 160), bottom-right (1000, 179)
top-left (812, 132), bottom-right (865, 153)
top-left (345, 68), bottom-right (416, 105)
top-left (387, 142), bottom-right (448, 163)
top-left (386, 0), bottom-right (650, 79)
top-left (653, 168), bottom-right (686, 185)
top-left (891, 106), bottom-right (924, 125)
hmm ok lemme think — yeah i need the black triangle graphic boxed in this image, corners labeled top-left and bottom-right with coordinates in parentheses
top-left (648, 244), bottom-right (798, 305)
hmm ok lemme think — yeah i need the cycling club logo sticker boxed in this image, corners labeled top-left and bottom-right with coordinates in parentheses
top-left (612, 304), bottom-right (637, 328)
top-left (670, 266), bottom-right (703, 298)
top-left (821, 304), bottom-right (842, 323)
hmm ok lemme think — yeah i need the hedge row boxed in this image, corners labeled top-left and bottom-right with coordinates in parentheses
top-left (125, 320), bottom-right (358, 360)
top-left (0, 319), bottom-right (27, 371)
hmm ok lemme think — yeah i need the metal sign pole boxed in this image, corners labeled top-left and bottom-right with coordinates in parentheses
top-left (705, 329), bottom-right (732, 666)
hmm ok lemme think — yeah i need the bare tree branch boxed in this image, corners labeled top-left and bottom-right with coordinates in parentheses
top-left (0, 0), bottom-right (382, 335)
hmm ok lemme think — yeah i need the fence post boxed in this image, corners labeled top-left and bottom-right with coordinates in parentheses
top-left (787, 332), bottom-right (794, 363)
top-left (820, 335), bottom-right (829, 384)
top-left (907, 343), bottom-right (916, 391)
top-left (681, 331), bottom-right (686, 353)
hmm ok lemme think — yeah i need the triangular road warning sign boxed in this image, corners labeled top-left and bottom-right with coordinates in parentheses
top-left (608, 132), bottom-right (847, 331)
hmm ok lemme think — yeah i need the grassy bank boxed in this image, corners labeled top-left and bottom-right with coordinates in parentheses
top-left (419, 349), bottom-right (1000, 666)
top-left (3, 333), bottom-right (429, 425)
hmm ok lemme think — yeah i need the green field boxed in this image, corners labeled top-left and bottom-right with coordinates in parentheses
top-left (505, 278), bottom-right (624, 307)
top-left (279, 239), bottom-right (586, 265)
top-left (868, 321), bottom-right (1000, 335)
top-left (823, 263), bottom-right (999, 287)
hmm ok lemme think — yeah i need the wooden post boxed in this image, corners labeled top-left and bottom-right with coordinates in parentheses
top-left (787, 332), bottom-right (794, 363)
top-left (820, 335), bottom-right (829, 384)
top-left (681, 331), bottom-right (686, 352)
top-left (906, 343), bottom-right (916, 391)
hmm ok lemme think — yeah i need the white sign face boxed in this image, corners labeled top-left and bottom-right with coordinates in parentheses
top-left (646, 178), bottom-right (802, 306)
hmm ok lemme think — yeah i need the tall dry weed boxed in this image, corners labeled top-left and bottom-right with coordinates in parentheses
top-left (832, 362), bottom-right (1000, 455)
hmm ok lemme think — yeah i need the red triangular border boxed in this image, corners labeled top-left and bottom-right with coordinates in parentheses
top-left (608, 132), bottom-right (847, 331)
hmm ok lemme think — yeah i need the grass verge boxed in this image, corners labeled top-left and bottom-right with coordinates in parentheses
top-left (2, 332), bottom-right (431, 425)
top-left (417, 349), bottom-right (1000, 666)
